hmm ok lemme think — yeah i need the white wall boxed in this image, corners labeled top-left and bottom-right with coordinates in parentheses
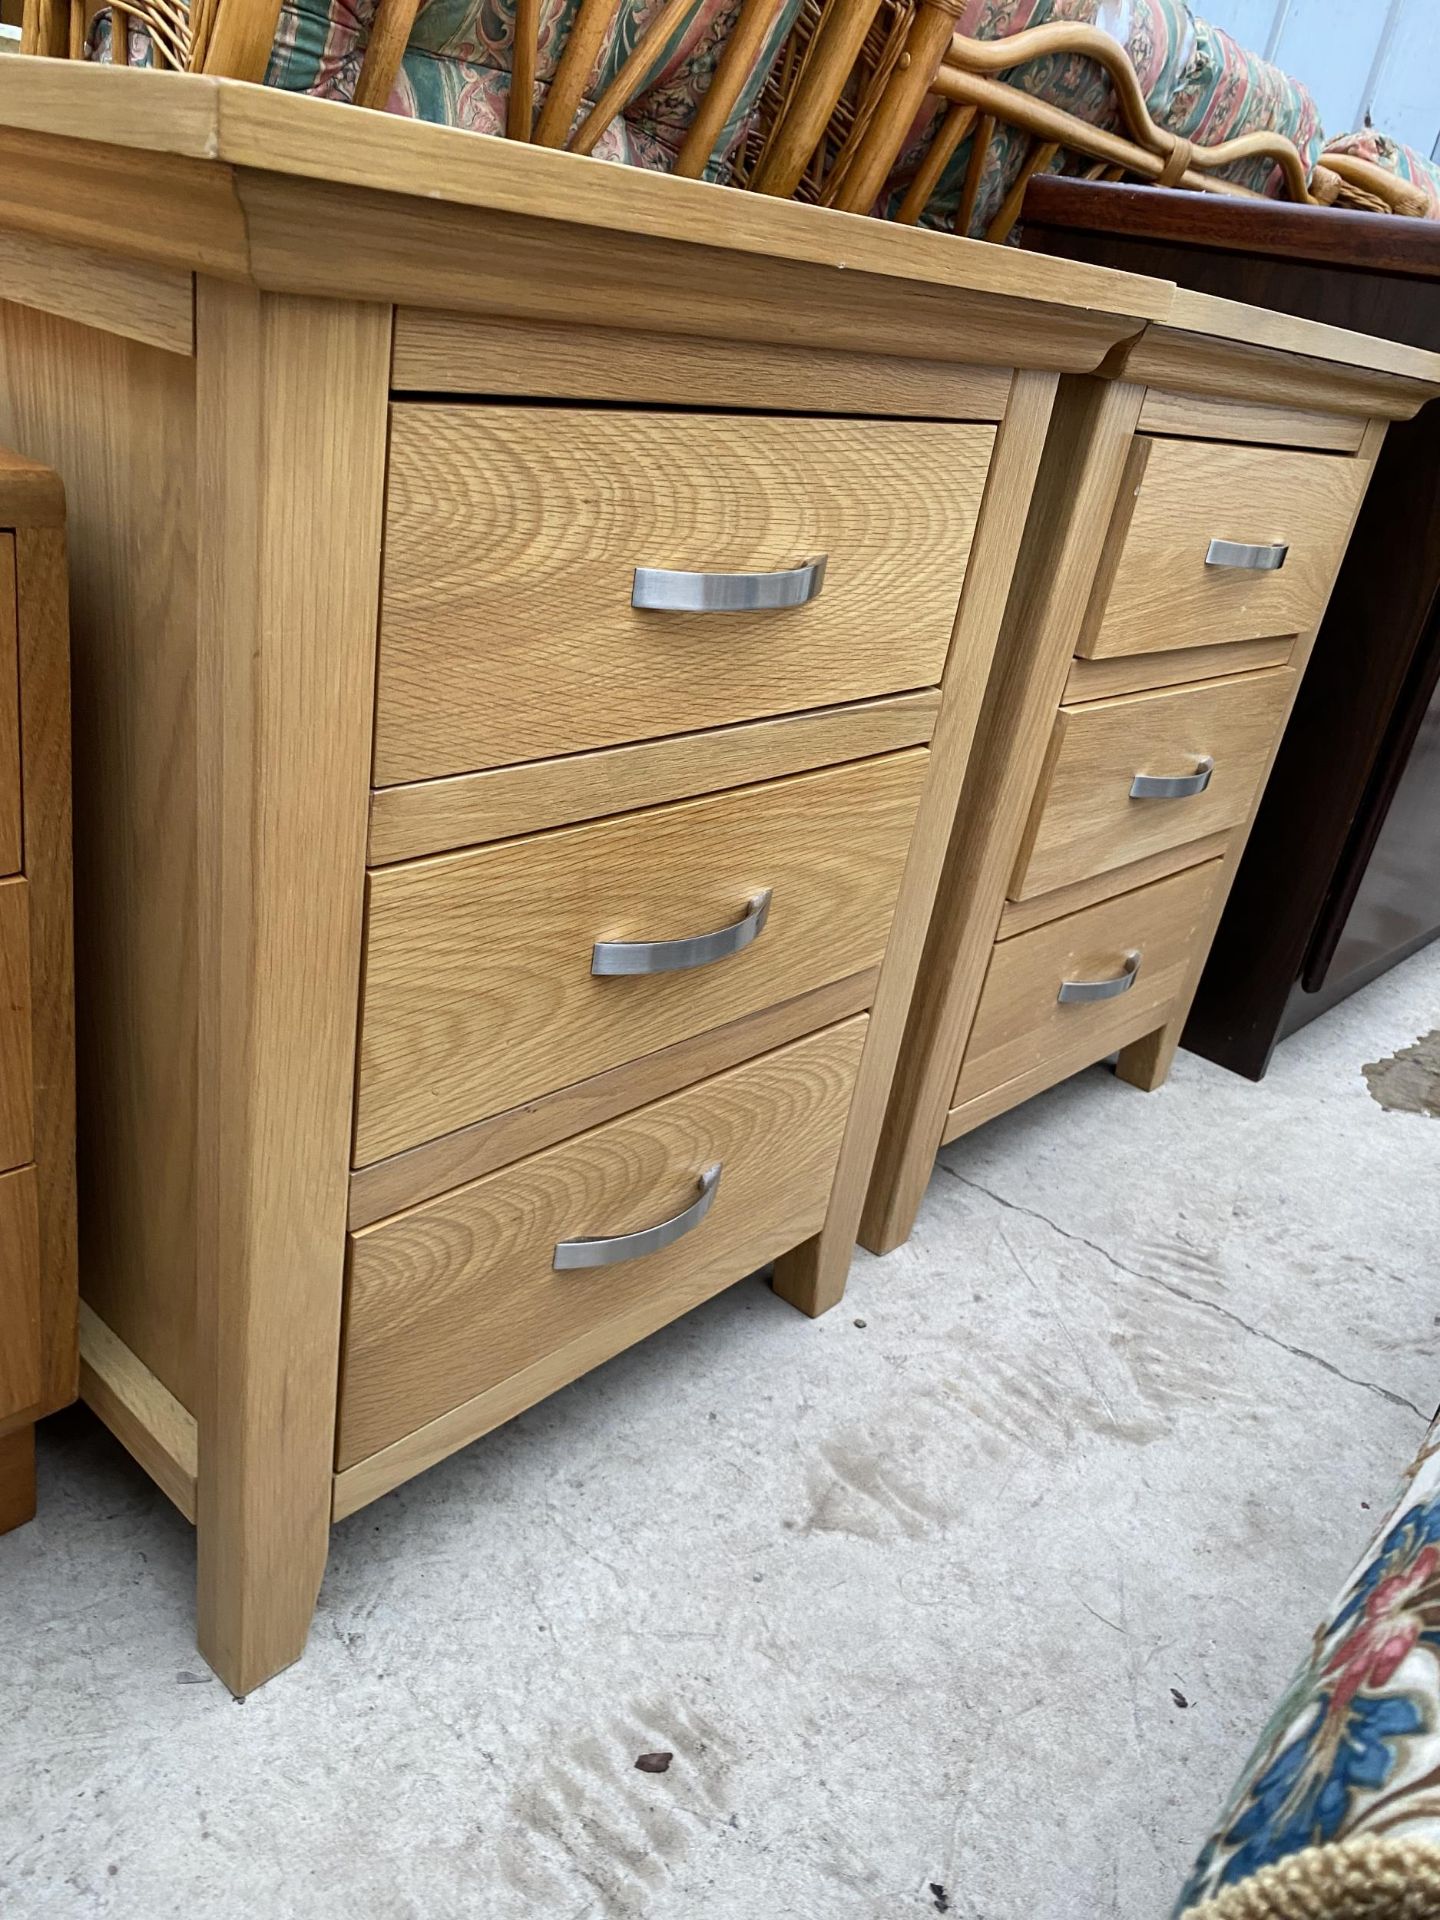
top-left (1200, 0), bottom-right (1440, 156)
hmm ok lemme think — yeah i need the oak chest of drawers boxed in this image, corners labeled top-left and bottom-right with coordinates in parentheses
top-left (863, 292), bottom-right (1440, 1254)
top-left (0, 450), bottom-right (75, 1536)
top-left (0, 66), bottom-right (1180, 1690)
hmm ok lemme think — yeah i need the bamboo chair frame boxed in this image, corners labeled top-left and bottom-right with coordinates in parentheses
top-left (745, 12), bottom-right (1332, 241)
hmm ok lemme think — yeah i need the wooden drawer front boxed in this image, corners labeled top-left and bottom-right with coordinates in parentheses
top-left (1012, 666), bottom-right (1294, 901)
top-left (0, 1164), bottom-right (41, 1422)
top-left (375, 407), bottom-right (994, 785)
top-left (340, 1016), bottom-right (867, 1467)
top-left (356, 751), bottom-right (925, 1165)
top-left (1079, 438), bottom-right (1367, 660)
top-left (956, 861), bottom-right (1223, 1107)
top-left (0, 536), bottom-right (18, 876)
top-left (0, 876), bottom-right (33, 1172)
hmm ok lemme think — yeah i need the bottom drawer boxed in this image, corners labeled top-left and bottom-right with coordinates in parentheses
top-left (338, 1014), bottom-right (868, 1468)
top-left (955, 861), bottom-right (1223, 1107)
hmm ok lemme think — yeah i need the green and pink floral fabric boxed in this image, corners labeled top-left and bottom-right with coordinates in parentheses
top-left (1325, 129), bottom-right (1440, 220)
top-left (877, 0), bottom-right (1322, 236)
top-left (1176, 1415), bottom-right (1440, 1910)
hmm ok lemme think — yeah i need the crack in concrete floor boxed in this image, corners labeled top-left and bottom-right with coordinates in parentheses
top-left (936, 1162), bottom-right (1428, 1421)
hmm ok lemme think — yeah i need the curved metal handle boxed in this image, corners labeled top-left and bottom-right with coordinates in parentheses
top-left (553, 1164), bottom-right (722, 1270)
top-left (1204, 538), bottom-right (1288, 572)
top-left (631, 557), bottom-right (827, 613)
top-left (592, 889), bottom-right (772, 977)
top-left (1130, 755), bottom-right (1214, 800)
top-left (1058, 951), bottom-right (1141, 1004)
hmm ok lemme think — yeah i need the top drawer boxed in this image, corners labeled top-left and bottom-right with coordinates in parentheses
top-left (1078, 437), bottom-right (1369, 660)
top-left (375, 407), bottom-right (995, 785)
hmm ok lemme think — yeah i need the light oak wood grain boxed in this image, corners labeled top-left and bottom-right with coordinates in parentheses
top-left (0, 447), bottom-right (66, 528)
top-left (15, 524), bottom-right (77, 1419)
top-left (193, 282), bottom-right (390, 1696)
top-left (340, 1016), bottom-right (866, 1468)
top-left (1078, 436), bottom-right (1369, 659)
top-left (1063, 634), bottom-right (1294, 703)
top-left (0, 77), bottom-right (1157, 380)
top-left (0, 1164), bottom-right (40, 1423)
top-left (0, 225), bottom-right (193, 355)
top-left (1102, 326), bottom-right (1438, 422)
top-left (1010, 665), bottom-right (1295, 900)
top-left (1136, 387), bottom-right (1366, 453)
top-left (349, 969), bottom-right (877, 1229)
top-left (368, 692), bottom-right (941, 865)
top-left (390, 311), bottom-right (1012, 420)
top-left (0, 1423), bottom-right (35, 1534)
top-left (0, 300), bottom-right (198, 1406)
top-left (955, 859), bottom-right (1223, 1104)
top-left (859, 376), bottom-right (1144, 1257)
top-left (997, 831), bottom-right (1230, 939)
top-left (357, 750), bottom-right (926, 1164)
top-left (776, 368), bottom-right (1062, 1315)
top-left (79, 1300), bottom-right (198, 1522)
top-left (0, 877), bottom-right (33, 1172)
top-left (377, 407), bottom-right (991, 784)
top-left (0, 125), bottom-right (252, 281)
top-left (0, 537), bottom-right (17, 874)
top-left (0, 65), bottom-right (1161, 350)
top-left (1162, 288), bottom-right (1440, 387)
top-left (1116, 417), bottom-right (1392, 1095)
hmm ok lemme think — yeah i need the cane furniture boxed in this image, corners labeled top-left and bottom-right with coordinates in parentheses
top-left (0, 449), bottom-right (76, 1537)
top-left (1023, 176), bottom-right (1440, 1080)
top-left (861, 284), bottom-right (1440, 1256)
top-left (0, 57), bottom-right (1181, 1691)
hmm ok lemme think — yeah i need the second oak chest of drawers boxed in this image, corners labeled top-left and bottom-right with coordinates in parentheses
top-left (863, 291), bottom-right (1440, 1254)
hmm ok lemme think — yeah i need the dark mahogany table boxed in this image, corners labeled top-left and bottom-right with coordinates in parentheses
top-left (1021, 178), bottom-right (1440, 1078)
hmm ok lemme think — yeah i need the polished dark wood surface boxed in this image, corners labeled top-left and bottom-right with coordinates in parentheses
top-left (1022, 179), bottom-right (1440, 1078)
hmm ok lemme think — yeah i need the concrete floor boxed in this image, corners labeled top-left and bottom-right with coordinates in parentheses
top-left (3, 947), bottom-right (1437, 1920)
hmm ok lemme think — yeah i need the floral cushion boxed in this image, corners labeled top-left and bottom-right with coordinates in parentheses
top-left (1176, 1416), bottom-right (1440, 1911)
top-left (1325, 130), bottom-right (1440, 220)
top-left (1156, 14), bottom-right (1321, 195)
top-left (880, 2), bottom-right (1320, 238)
top-left (880, 0), bottom-right (1195, 237)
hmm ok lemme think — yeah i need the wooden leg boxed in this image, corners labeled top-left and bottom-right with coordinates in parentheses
top-left (773, 372), bottom-right (1062, 1317)
top-left (857, 377), bottom-right (1147, 1261)
top-left (192, 283), bottom-right (391, 1695)
top-left (0, 1425), bottom-right (37, 1534)
top-left (1115, 1021), bottom-right (1179, 1092)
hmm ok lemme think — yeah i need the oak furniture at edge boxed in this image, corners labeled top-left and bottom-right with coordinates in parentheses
top-left (0, 448), bottom-right (76, 1535)
top-left (860, 286), bottom-right (1440, 1258)
top-left (1021, 177), bottom-right (1440, 1080)
top-left (0, 59), bottom-right (1176, 1694)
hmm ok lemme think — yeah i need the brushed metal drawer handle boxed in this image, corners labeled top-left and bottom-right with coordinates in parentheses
top-left (553, 1164), bottom-right (722, 1270)
top-left (591, 889), bottom-right (772, 977)
top-left (631, 557), bottom-right (827, 612)
top-left (1204, 538), bottom-right (1288, 572)
top-left (1130, 755), bottom-right (1214, 800)
top-left (1057, 951), bottom-right (1141, 1004)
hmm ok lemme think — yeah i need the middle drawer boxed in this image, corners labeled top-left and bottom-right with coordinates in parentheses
top-left (1011, 665), bottom-right (1295, 901)
top-left (355, 750), bottom-right (927, 1165)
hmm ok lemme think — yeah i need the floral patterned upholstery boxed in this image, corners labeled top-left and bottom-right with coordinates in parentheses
top-left (1177, 1415), bottom-right (1440, 1914)
top-left (877, 0), bottom-right (1321, 237)
top-left (1325, 130), bottom-right (1440, 221)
